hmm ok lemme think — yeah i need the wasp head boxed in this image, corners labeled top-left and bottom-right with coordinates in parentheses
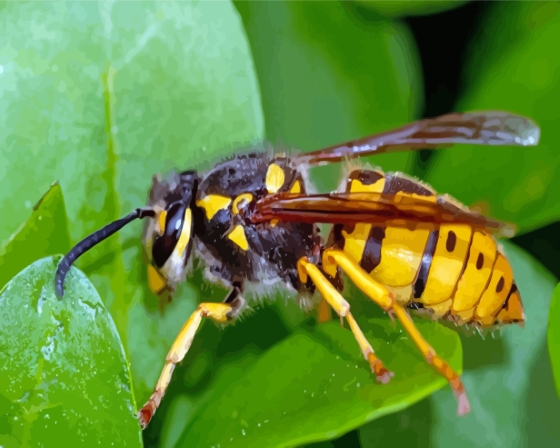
top-left (54, 170), bottom-right (200, 299)
top-left (143, 170), bottom-right (200, 295)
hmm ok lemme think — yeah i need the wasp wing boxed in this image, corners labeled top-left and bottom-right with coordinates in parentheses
top-left (253, 192), bottom-right (515, 237)
top-left (295, 111), bottom-right (540, 165)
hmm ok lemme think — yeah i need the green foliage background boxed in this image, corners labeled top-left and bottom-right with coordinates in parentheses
top-left (0, 1), bottom-right (559, 447)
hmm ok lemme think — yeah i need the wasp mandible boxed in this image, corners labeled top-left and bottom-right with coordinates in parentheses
top-left (54, 111), bottom-right (540, 428)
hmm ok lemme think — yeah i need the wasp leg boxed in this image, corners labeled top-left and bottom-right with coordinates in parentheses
top-left (297, 257), bottom-right (392, 382)
top-left (138, 299), bottom-right (238, 429)
top-left (318, 298), bottom-right (333, 323)
top-left (322, 248), bottom-right (471, 416)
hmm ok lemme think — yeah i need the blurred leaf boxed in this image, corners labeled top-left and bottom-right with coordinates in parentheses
top-left (424, 2), bottom-right (560, 233)
top-left (0, 182), bottom-right (71, 291)
top-left (358, 398), bottom-right (431, 447)
top-left (549, 283), bottom-right (560, 398)
top-left (0, 0), bottom-right (264, 407)
top-left (235, 0), bottom-right (423, 192)
top-left (174, 318), bottom-right (461, 447)
top-left (0, 256), bottom-right (141, 448)
top-left (354, 0), bottom-right (469, 19)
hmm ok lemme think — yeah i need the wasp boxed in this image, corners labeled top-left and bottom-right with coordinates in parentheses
top-left (54, 111), bottom-right (540, 429)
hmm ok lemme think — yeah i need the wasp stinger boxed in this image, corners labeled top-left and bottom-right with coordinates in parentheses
top-left (54, 111), bottom-right (540, 428)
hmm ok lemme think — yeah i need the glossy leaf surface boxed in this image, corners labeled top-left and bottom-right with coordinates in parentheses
top-left (0, 257), bottom-right (142, 447)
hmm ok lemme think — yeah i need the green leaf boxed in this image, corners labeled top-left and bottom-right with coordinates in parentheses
top-left (0, 256), bottom-right (141, 448)
top-left (353, 0), bottom-right (469, 19)
top-left (359, 242), bottom-right (560, 447)
top-left (173, 318), bottom-right (461, 447)
top-left (0, 1), bottom-right (263, 243)
top-left (0, 0), bottom-right (264, 404)
top-left (235, 0), bottom-right (423, 192)
top-left (549, 283), bottom-right (560, 398)
top-left (423, 2), bottom-right (560, 233)
top-left (0, 182), bottom-right (71, 291)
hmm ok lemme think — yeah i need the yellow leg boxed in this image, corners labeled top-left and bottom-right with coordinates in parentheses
top-left (322, 249), bottom-right (393, 310)
top-left (317, 297), bottom-right (333, 323)
top-left (346, 312), bottom-right (393, 383)
top-left (392, 305), bottom-right (470, 414)
top-left (322, 249), bottom-right (471, 416)
top-left (138, 302), bottom-right (232, 428)
top-left (298, 258), bottom-right (392, 383)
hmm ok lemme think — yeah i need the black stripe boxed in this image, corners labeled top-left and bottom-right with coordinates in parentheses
top-left (359, 226), bottom-right (385, 273)
top-left (413, 230), bottom-right (439, 299)
top-left (499, 283), bottom-right (518, 313)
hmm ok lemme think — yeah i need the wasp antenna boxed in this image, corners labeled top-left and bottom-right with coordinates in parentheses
top-left (55, 207), bottom-right (156, 298)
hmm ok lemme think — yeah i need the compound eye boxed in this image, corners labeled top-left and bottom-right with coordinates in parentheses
top-left (152, 202), bottom-right (187, 268)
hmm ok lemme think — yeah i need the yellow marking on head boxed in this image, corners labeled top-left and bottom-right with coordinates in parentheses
top-left (228, 224), bottom-right (249, 251)
top-left (451, 231), bottom-right (497, 313)
top-left (342, 223), bottom-right (372, 263)
top-left (475, 254), bottom-right (513, 319)
top-left (157, 210), bottom-right (167, 235)
top-left (420, 225), bottom-right (473, 305)
top-left (290, 180), bottom-right (301, 194)
top-left (265, 164), bottom-right (285, 194)
top-left (232, 193), bottom-right (253, 215)
top-left (270, 219), bottom-right (279, 228)
top-left (196, 194), bottom-right (231, 220)
top-left (175, 208), bottom-right (192, 257)
top-left (371, 227), bottom-right (431, 287)
top-left (148, 264), bottom-right (167, 294)
top-left (350, 177), bottom-right (385, 193)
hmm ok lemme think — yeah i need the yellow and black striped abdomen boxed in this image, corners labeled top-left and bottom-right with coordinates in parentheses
top-left (330, 169), bottom-right (524, 327)
top-left (415, 226), bottom-right (524, 327)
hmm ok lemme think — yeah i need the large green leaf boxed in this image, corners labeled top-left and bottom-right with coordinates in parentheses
top-left (549, 283), bottom-right (560, 398)
top-left (0, 182), bottom-right (71, 291)
top-left (0, 256), bottom-right (141, 447)
top-left (354, 0), bottom-right (469, 18)
top-left (0, 0), bottom-right (263, 243)
top-left (0, 0), bottom-right (264, 405)
top-left (359, 242), bottom-right (560, 447)
top-left (235, 0), bottom-right (423, 192)
top-left (423, 2), bottom-right (560, 233)
top-left (175, 318), bottom-right (461, 447)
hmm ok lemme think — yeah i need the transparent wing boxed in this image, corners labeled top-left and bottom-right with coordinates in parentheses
top-left (296, 111), bottom-right (540, 165)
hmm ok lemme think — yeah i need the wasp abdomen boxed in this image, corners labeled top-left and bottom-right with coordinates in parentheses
top-left (330, 169), bottom-right (524, 328)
